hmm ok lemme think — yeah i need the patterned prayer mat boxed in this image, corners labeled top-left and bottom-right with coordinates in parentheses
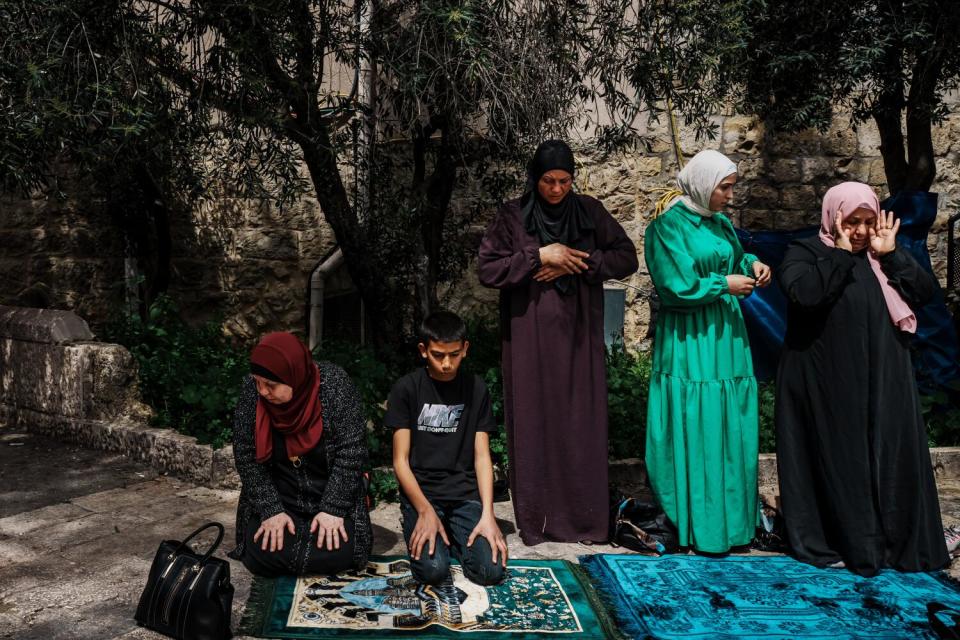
top-left (580, 553), bottom-right (960, 639)
top-left (239, 556), bottom-right (617, 638)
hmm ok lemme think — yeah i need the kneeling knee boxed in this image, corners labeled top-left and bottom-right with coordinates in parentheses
top-left (412, 556), bottom-right (450, 585)
top-left (464, 561), bottom-right (506, 586)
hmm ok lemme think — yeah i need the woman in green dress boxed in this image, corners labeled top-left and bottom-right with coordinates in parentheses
top-left (644, 149), bottom-right (771, 553)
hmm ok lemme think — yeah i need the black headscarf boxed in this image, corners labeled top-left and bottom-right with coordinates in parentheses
top-left (520, 140), bottom-right (595, 295)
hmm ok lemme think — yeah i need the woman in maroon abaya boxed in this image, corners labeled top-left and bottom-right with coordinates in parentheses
top-left (477, 140), bottom-right (639, 545)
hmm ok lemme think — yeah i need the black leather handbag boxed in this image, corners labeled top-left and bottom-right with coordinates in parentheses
top-left (135, 522), bottom-right (234, 640)
top-left (609, 495), bottom-right (679, 555)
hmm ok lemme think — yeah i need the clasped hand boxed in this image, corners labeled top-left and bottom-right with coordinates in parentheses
top-left (534, 243), bottom-right (590, 282)
top-left (726, 261), bottom-right (771, 296)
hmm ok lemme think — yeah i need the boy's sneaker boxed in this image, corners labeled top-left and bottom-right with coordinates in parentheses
top-left (944, 525), bottom-right (960, 555)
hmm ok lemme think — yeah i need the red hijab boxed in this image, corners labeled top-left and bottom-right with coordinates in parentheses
top-left (249, 332), bottom-right (323, 463)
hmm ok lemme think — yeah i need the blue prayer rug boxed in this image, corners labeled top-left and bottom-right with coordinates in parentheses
top-left (580, 553), bottom-right (960, 639)
top-left (239, 556), bottom-right (618, 638)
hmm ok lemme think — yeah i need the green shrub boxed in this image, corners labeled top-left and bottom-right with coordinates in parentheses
top-left (102, 295), bottom-right (247, 448)
top-left (757, 381), bottom-right (776, 454)
top-left (367, 467), bottom-right (400, 507)
top-left (606, 344), bottom-right (652, 459)
top-left (315, 339), bottom-right (407, 468)
top-left (923, 382), bottom-right (960, 447)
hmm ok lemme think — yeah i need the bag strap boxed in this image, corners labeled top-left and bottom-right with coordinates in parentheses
top-left (171, 522), bottom-right (225, 566)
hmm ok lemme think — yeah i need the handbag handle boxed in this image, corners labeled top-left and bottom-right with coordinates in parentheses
top-left (170, 522), bottom-right (225, 567)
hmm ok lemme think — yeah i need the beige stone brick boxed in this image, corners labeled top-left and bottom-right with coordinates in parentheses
top-left (800, 157), bottom-right (835, 182)
top-left (856, 120), bottom-right (883, 156)
top-left (823, 117), bottom-right (858, 156)
top-left (722, 115), bottom-right (763, 155)
top-left (781, 185), bottom-right (818, 210)
top-left (770, 158), bottom-right (802, 184)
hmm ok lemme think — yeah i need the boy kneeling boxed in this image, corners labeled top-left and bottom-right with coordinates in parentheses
top-left (387, 311), bottom-right (507, 586)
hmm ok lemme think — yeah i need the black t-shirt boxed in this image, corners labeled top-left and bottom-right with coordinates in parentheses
top-left (384, 368), bottom-right (497, 502)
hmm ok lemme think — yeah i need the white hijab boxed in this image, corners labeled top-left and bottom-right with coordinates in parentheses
top-left (671, 150), bottom-right (738, 217)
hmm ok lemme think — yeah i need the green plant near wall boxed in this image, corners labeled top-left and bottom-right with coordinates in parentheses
top-left (315, 339), bottom-right (408, 469)
top-left (757, 381), bottom-right (777, 455)
top-left (103, 295), bottom-right (248, 448)
top-left (606, 345), bottom-right (652, 460)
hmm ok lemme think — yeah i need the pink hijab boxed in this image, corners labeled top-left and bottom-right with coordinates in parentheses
top-left (819, 182), bottom-right (916, 333)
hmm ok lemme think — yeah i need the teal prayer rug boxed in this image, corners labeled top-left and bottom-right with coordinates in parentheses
top-left (239, 556), bottom-right (617, 638)
top-left (580, 553), bottom-right (960, 639)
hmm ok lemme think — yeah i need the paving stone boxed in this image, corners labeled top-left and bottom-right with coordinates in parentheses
top-left (5, 423), bottom-right (960, 639)
top-left (0, 534), bottom-right (40, 566)
top-left (0, 502), bottom-right (92, 537)
top-left (71, 479), bottom-right (188, 513)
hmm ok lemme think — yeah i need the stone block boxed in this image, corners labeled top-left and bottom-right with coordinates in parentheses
top-left (299, 226), bottom-right (338, 262)
top-left (722, 115), bottom-right (763, 155)
top-left (237, 228), bottom-right (300, 261)
top-left (633, 155), bottom-right (663, 177)
top-left (769, 159), bottom-right (802, 184)
top-left (737, 158), bottom-right (764, 181)
top-left (87, 344), bottom-right (152, 422)
top-left (0, 340), bottom-right (88, 416)
top-left (800, 157), bottom-right (834, 182)
top-left (823, 117), bottom-right (858, 156)
top-left (747, 183), bottom-right (780, 209)
top-left (857, 120), bottom-right (883, 156)
top-left (932, 447), bottom-right (960, 479)
top-left (150, 430), bottom-right (214, 485)
top-left (678, 116), bottom-right (724, 156)
top-left (834, 157), bottom-right (867, 181)
top-left (211, 445), bottom-right (241, 490)
top-left (609, 458), bottom-right (646, 489)
top-left (767, 128), bottom-right (821, 156)
top-left (0, 230), bottom-right (46, 256)
top-left (0, 306), bottom-right (93, 344)
top-left (758, 453), bottom-right (778, 486)
top-left (781, 185), bottom-right (818, 210)
top-left (740, 209), bottom-right (774, 230)
top-left (866, 158), bottom-right (888, 185)
top-left (775, 208), bottom-right (820, 229)
top-left (932, 117), bottom-right (959, 156)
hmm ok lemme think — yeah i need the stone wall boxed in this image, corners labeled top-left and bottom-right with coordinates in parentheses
top-left (2, 105), bottom-right (959, 345)
top-left (0, 306), bottom-right (239, 488)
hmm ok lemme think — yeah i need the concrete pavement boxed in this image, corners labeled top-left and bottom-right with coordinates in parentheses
top-left (2, 424), bottom-right (959, 639)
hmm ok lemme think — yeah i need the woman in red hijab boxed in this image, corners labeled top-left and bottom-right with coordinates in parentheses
top-left (228, 332), bottom-right (372, 576)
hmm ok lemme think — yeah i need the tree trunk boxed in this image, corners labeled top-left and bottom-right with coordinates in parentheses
top-left (297, 128), bottom-right (405, 350)
top-left (902, 40), bottom-right (943, 192)
top-left (872, 21), bottom-right (909, 197)
top-left (132, 165), bottom-right (172, 309)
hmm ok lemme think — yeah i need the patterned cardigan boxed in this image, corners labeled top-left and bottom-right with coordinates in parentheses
top-left (228, 362), bottom-right (372, 570)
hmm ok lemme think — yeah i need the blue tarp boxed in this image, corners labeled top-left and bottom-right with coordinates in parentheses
top-left (735, 191), bottom-right (960, 388)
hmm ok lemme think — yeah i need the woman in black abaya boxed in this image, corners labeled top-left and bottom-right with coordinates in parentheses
top-left (776, 181), bottom-right (948, 576)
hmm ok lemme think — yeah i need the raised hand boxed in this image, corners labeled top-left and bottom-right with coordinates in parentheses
top-left (868, 209), bottom-right (900, 257)
top-left (833, 207), bottom-right (853, 252)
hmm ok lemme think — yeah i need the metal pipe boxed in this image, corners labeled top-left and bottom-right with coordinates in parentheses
top-left (307, 248), bottom-right (345, 351)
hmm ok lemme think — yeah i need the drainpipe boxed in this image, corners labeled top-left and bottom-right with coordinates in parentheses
top-left (307, 247), bottom-right (344, 351)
